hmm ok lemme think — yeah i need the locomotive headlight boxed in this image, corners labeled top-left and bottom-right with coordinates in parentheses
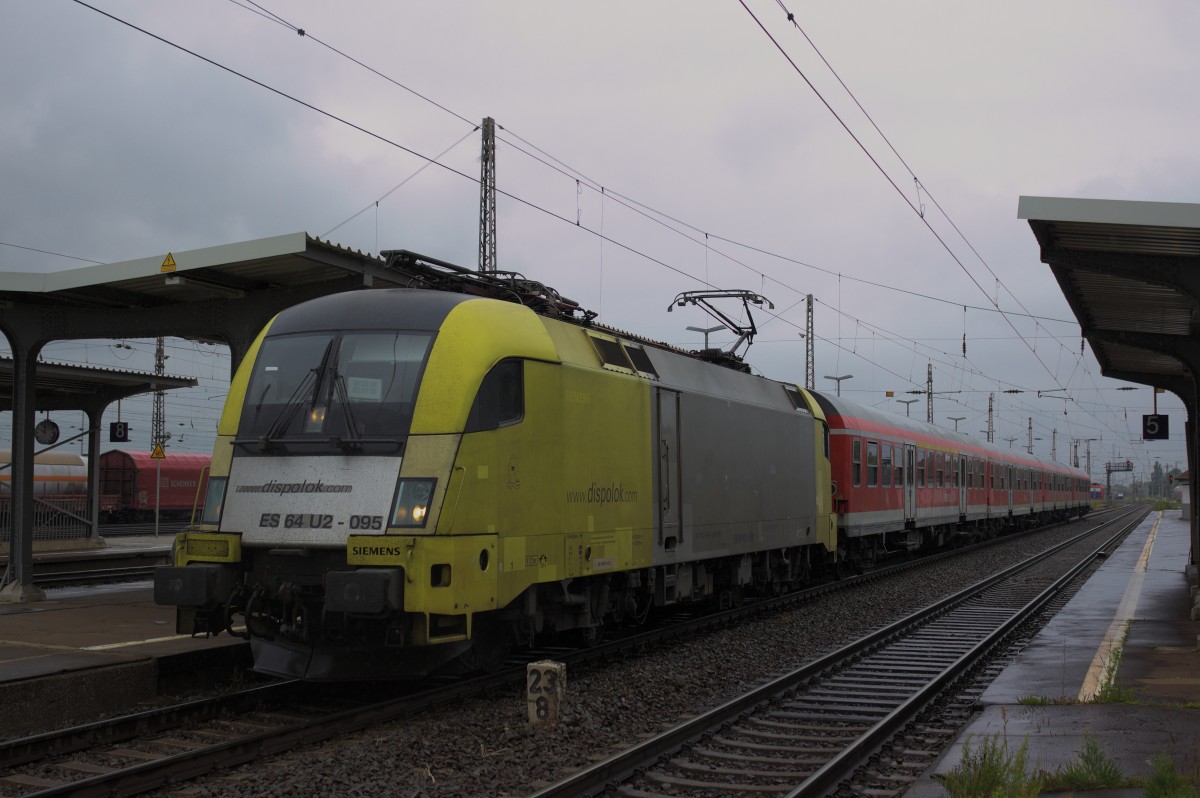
top-left (391, 478), bottom-right (436, 528)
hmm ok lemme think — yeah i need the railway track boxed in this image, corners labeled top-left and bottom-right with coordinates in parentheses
top-left (0, 662), bottom-right (553, 797)
top-left (528, 506), bottom-right (1147, 798)
top-left (33, 565), bottom-right (160, 588)
top-left (0, 510), bottom-right (1127, 796)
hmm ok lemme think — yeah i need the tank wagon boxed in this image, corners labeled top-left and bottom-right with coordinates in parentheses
top-left (98, 450), bottom-right (210, 522)
top-left (154, 253), bottom-right (1089, 680)
top-left (0, 450), bottom-right (88, 497)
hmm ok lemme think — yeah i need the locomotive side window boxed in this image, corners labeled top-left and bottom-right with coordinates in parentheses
top-left (466, 359), bottom-right (524, 432)
top-left (624, 345), bottom-right (659, 378)
top-left (588, 334), bottom-right (636, 374)
top-left (852, 439), bottom-right (862, 487)
top-left (867, 441), bottom-right (879, 487)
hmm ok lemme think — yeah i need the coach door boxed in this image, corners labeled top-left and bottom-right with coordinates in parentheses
top-left (657, 389), bottom-right (682, 548)
top-left (903, 444), bottom-right (916, 523)
top-left (958, 456), bottom-right (967, 517)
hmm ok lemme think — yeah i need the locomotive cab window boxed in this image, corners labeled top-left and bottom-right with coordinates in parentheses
top-left (237, 330), bottom-right (432, 453)
top-left (466, 359), bottom-right (524, 432)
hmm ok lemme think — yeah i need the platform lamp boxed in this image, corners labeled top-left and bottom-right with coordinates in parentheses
top-left (897, 398), bottom-right (918, 417)
top-left (948, 416), bottom-right (965, 431)
top-left (824, 374), bottom-right (852, 397)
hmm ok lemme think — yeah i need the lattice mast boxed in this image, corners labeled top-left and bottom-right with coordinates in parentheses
top-left (805, 294), bottom-right (814, 390)
top-left (478, 117), bottom-right (497, 273)
top-left (925, 363), bottom-right (933, 423)
top-left (152, 337), bottom-right (166, 448)
top-left (987, 393), bottom-right (994, 443)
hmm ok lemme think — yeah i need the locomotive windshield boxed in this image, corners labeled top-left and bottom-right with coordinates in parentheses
top-left (237, 330), bottom-right (432, 454)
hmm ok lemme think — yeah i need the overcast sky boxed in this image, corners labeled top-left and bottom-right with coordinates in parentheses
top-left (2, 1), bottom-right (1196, 482)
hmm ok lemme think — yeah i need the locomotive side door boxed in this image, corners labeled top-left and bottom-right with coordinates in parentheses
top-left (903, 443), bottom-right (916, 524)
top-left (656, 388), bottom-right (682, 547)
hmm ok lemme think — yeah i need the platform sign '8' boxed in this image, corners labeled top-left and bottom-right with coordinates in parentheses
top-left (526, 661), bottom-right (566, 727)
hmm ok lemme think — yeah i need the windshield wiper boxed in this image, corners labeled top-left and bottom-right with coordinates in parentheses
top-left (239, 340), bottom-right (334, 451)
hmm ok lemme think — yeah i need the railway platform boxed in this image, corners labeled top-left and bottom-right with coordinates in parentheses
top-left (0, 536), bottom-right (247, 738)
top-left (907, 510), bottom-right (1200, 796)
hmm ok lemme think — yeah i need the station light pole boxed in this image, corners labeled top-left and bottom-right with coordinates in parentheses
top-left (948, 416), bottom-right (965, 431)
top-left (897, 399), bottom-right (918, 417)
top-left (824, 374), bottom-right (853, 397)
top-left (686, 325), bottom-right (723, 350)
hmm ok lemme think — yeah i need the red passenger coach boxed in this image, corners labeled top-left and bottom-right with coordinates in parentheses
top-left (98, 450), bottom-right (211, 522)
top-left (810, 393), bottom-right (1090, 568)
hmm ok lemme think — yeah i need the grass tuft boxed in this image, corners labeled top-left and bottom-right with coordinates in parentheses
top-left (1144, 753), bottom-right (1200, 797)
top-left (1042, 733), bottom-right (1132, 790)
top-left (937, 732), bottom-right (1042, 798)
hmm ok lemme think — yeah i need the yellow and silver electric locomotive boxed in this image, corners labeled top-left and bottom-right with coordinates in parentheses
top-left (155, 256), bottom-right (836, 679)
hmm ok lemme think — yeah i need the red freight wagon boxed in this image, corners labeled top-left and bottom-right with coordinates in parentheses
top-left (98, 449), bottom-right (210, 522)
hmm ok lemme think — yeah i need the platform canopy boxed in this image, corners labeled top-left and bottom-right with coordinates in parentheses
top-left (0, 232), bottom-right (405, 600)
top-left (1018, 196), bottom-right (1200, 404)
top-left (0, 357), bottom-right (196, 413)
top-left (1020, 195), bottom-right (1200, 568)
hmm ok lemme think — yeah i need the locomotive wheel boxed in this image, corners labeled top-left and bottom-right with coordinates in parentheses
top-left (716, 587), bottom-right (743, 611)
top-left (454, 616), bottom-right (512, 674)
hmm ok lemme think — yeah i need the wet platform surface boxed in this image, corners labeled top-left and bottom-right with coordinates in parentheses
top-left (906, 510), bottom-right (1200, 795)
top-left (0, 537), bottom-right (241, 691)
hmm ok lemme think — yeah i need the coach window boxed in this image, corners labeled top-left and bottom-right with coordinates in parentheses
top-left (881, 443), bottom-right (893, 486)
top-left (937, 453), bottom-right (945, 487)
top-left (917, 448), bottom-right (926, 487)
top-left (465, 359), bottom-right (524, 432)
top-left (852, 438), bottom-right (862, 487)
top-left (867, 441), bottom-right (879, 487)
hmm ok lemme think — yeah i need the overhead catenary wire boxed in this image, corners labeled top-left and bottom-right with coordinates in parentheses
top-left (736, 1), bottom-right (1080, 395)
top-left (736, 0), bottom-right (1136, 444)
top-left (56, 0), bottom-right (1157, 459)
top-left (214, 0), bottom-right (1118, 449)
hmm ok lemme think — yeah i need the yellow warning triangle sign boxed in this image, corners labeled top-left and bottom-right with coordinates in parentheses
top-left (151, 443), bottom-right (167, 459)
top-left (160, 252), bottom-right (177, 273)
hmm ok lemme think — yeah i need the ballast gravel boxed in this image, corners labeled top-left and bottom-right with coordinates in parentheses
top-left (165, 523), bottom-right (1092, 798)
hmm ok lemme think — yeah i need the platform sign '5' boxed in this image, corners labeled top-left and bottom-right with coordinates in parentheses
top-left (1143, 414), bottom-right (1169, 440)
